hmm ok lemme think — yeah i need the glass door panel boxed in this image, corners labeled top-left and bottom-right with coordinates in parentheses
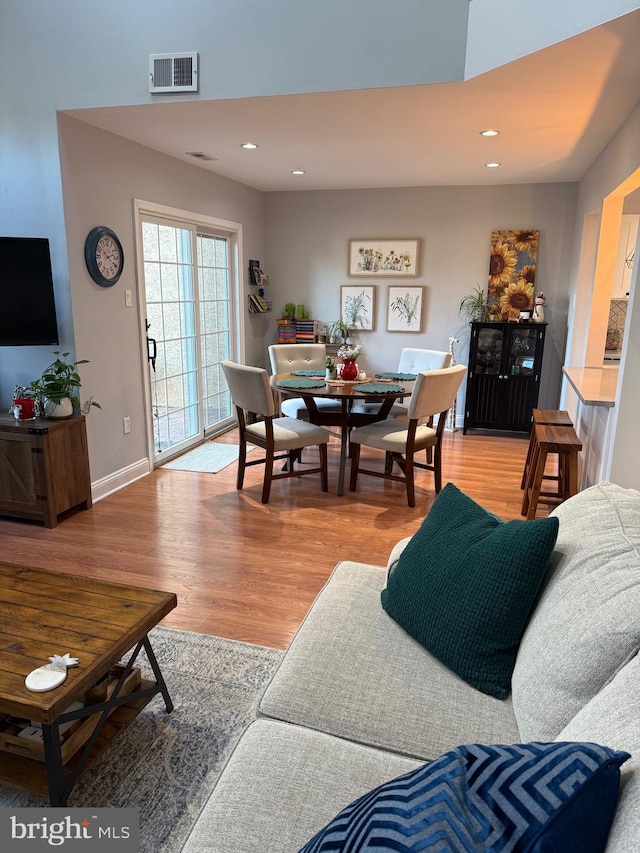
top-left (197, 234), bottom-right (232, 429)
top-left (508, 328), bottom-right (538, 376)
top-left (472, 326), bottom-right (504, 375)
top-left (143, 222), bottom-right (199, 460)
top-left (140, 220), bottom-right (234, 464)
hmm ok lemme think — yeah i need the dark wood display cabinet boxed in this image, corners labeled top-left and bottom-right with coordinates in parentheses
top-left (463, 321), bottom-right (547, 434)
top-left (0, 414), bottom-right (92, 527)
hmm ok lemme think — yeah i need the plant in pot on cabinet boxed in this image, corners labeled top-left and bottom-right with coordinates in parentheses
top-left (458, 285), bottom-right (493, 322)
top-left (29, 351), bottom-right (101, 418)
top-left (328, 319), bottom-right (350, 344)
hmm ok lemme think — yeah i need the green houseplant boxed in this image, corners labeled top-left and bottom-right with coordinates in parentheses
top-left (328, 320), bottom-right (349, 344)
top-left (29, 351), bottom-right (101, 418)
top-left (459, 285), bottom-right (491, 322)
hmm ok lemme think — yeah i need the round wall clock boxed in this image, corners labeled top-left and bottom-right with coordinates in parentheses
top-left (84, 226), bottom-right (124, 287)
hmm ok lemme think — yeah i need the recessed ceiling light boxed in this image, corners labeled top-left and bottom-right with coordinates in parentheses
top-left (480, 129), bottom-right (500, 137)
top-left (241, 142), bottom-right (258, 150)
top-left (485, 162), bottom-right (501, 168)
top-left (291, 169), bottom-right (305, 176)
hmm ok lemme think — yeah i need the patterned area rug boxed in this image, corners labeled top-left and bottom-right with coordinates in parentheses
top-left (0, 627), bottom-right (282, 852)
top-left (161, 442), bottom-right (255, 473)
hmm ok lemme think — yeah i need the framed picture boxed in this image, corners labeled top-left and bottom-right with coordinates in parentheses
top-left (386, 286), bottom-right (425, 333)
top-left (348, 238), bottom-right (420, 277)
top-left (340, 285), bottom-right (376, 331)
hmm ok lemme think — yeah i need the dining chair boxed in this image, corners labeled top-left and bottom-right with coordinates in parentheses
top-left (268, 344), bottom-right (341, 420)
top-left (349, 364), bottom-right (467, 507)
top-left (222, 360), bottom-right (330, 503)
top-left (353, 347), bottom-right (452, 418)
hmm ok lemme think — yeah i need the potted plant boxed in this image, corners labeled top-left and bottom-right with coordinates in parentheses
top-left (325, 356), bottom-right (337, 380)
top-left (328, 320), bottom-right (349, 344)
top-left (29, 351), bottom-right (101, 418)
top-left (459, 285), bottom-right (491, 322)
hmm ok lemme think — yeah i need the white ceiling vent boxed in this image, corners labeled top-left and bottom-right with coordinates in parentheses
top-left (149, 52), bottom-right (198, 93)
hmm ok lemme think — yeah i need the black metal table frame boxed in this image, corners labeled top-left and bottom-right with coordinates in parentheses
top-left (41, 634), bottom-right (172, 806)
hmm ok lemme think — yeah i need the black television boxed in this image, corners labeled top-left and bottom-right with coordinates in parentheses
top-left (0, 236), bottom-right (59, 346)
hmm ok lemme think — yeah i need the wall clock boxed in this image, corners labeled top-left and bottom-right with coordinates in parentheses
top-left (84, 226), bottom-right (124, 287)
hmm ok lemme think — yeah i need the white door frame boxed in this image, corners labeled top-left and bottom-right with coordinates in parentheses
top-left (133, 199), bottom-right (245, 466)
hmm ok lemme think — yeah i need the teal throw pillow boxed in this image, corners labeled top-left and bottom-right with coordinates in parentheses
top-left (299, 741), bottom-right (629, 853)
top-left (381, 483), bottom-right (559, 698)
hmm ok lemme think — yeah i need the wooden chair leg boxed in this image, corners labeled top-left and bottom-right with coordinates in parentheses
top-left (566, 450), bottom-right (579, 500)
top-left (262, 446), bottom-right (275, 504)
top-left (237, 438), bottom-right (247, 489)
top-left (433, 442), bottom-right (442, 493)
top-left (349, 443), bottom-right (361, 491)
top-left (384, 451), bottom-right (394, 475)
top-left (319, 443), bottom-right (328, 492)
top-left (521, 440), bottom-right (540, 516)
top-left (525, 447), bottom-right (548, 520)
top-left (520, 429), bottom-right (536, 489)
top-left (405, 454), bottom-right (416, 507)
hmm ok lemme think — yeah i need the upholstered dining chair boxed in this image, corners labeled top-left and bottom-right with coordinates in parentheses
top-left (353, 347), bottom-right (452, 418)
top-left (349, 364), bottom-right (467, 507)
top-left (222, 360), bottom-right (330, 503)
top-left (268, 343), bottom-right (342, 420)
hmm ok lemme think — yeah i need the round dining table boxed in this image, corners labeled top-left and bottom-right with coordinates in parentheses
top-left (271, 373), bottom-right (414, 495)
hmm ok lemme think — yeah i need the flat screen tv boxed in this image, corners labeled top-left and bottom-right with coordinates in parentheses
top-left (0, 236), bottom-right (59, 346)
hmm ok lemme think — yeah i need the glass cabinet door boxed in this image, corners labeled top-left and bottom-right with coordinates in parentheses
top-left (507, 327), bottom-right (539, 377)
top-left (471, 326), bottom-right (504, 375)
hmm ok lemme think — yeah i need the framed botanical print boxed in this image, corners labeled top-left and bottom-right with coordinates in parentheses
top-left (348, 238), bottom-right (420, 277)
top-left (386, 286), bottom-right (425, 333)
top-left (340, 285), bottom-right (376, 331)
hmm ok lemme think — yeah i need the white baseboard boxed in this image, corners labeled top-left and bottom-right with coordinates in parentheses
top-left (91, 458), bottom-right (151, 503)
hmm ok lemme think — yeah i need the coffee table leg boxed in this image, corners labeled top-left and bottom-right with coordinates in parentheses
top-left (143, 635), bottom-right (173, 713)
top-left (42, 722), bottom-right (68, 806)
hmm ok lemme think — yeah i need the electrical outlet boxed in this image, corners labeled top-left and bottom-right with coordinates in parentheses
top-left (123, 416), bottom-right (131, 434)
top-left (125, 290), bottom-right (132, 307)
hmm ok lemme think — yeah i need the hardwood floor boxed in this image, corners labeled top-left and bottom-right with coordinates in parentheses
top-left (1, 428), bottom-right (535, 651)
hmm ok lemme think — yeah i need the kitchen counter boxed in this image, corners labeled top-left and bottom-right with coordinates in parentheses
top-left (562, 365), bottom-right (618, 407)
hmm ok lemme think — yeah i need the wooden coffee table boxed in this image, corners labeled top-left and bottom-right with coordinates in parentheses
top-left (0, 563), bottom-right (177, 805)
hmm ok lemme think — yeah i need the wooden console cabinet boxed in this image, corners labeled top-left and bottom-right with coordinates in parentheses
top-left (0, 414), bottom-right (92, 527)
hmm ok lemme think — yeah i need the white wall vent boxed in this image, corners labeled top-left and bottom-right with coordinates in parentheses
top-left (149, 52), bottom-right (198, 93)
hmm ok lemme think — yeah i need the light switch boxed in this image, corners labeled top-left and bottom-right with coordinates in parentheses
top-left (125, 290), bottom-right (133, 307)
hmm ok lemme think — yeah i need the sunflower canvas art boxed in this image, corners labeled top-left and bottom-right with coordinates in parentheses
top-left (487, 230), bottom-right (539, 320)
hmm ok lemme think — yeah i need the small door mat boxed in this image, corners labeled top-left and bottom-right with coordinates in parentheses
top-left (161, 442), bottom-right (254, 473)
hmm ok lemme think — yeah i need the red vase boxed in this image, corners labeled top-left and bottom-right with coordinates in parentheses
top-left (340, 359), bottom-right (358, 380)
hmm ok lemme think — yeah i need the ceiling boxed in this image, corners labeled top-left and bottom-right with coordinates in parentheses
top-left (65, 13), bottom-right (640, 193)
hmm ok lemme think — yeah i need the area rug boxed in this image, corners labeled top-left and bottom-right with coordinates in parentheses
top-left (161, 441), bottom-right (255, 473)
top-left (0, 627), bottom-right (282, 853)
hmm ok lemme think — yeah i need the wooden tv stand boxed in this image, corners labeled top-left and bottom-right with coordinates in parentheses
top-left (0, 413), bottom-right (92, 527)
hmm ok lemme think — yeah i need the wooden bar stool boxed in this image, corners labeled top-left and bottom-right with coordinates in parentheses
top-left (520, 409), bottom-right (573, 490)
top-left (522, 423), bottom-right (582, 519)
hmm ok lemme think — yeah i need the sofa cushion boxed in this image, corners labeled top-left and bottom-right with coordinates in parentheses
top-left (301, 741), bottom-right (629, 853)
top-left (181, 719), bottom-right (421, 853)
top-left (556, 653), bottom-right (640, 853)
top-left (380, 483), bottom-right (559, 698)
top-left (259, 560), bottom-right (520, 761)
top-left (512, 482), bottom-right (640, 741)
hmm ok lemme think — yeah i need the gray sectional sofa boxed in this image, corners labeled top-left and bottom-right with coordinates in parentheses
top-left (183, 482), bottom-right (640, 852)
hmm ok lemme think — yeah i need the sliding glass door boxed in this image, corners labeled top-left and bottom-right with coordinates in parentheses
top-left (139, 216), bottom-right (235, 463)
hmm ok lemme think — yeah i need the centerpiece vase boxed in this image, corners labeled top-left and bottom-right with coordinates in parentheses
top-left (340, 359), bottom-right (358, 380)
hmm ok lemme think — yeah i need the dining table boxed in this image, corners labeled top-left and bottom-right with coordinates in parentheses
top-left (271, 372), bottom-right (415, 496)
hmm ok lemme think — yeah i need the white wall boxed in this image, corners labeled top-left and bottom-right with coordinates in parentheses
top-left (563, 102), bottom-right (640, 488)
top-left (466, 0), bottom-right (639, 78)
top-left (265, 182), bottom-right (578, 419)
top-left (57, 116), bottom-right (265, 486)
